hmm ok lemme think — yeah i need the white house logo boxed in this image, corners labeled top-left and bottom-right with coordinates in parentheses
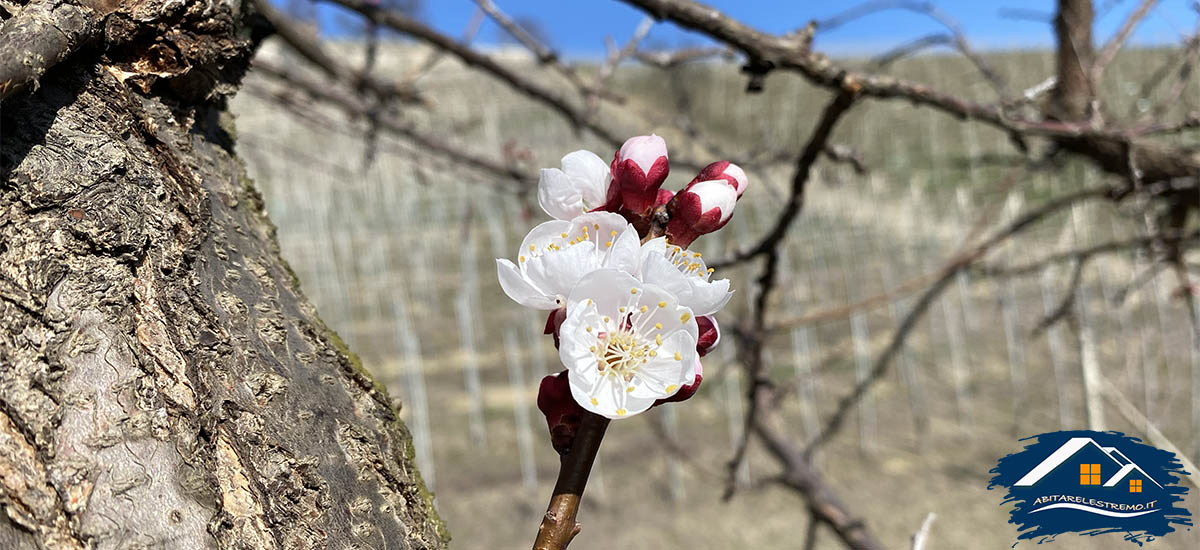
top-left (989, 431), bottom-right (1190, 545)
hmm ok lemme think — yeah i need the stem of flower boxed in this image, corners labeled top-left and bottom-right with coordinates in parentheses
top-left (531, 411), bottom-right (610, 550)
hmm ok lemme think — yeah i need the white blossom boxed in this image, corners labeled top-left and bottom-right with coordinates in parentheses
top-left (538, 150), bottom-right (614, 221)
top-left (496, 212), bottom-right (639, 310)
top-left (559, 269), bottom-right (698, 419)
top-left (637, 237), bottom-right (732, 316)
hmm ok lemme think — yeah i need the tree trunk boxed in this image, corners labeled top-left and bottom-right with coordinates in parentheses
top-left (0, 1), bottom-right (447, 548)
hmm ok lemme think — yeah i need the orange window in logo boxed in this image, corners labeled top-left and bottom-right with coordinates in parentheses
top-left (1080, 464), bottom-right (1101, 485)
top-left (1130, 479), bottom-right (1142, 493)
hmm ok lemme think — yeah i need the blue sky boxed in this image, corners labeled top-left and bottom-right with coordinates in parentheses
top-left (311, 1), bottom-right (1200, 57)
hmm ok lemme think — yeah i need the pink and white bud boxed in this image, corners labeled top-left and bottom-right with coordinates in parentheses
top-left (665, 179), bottom-right (738, 248)
top-left (611, 134), bottom-right (669, 215)
top-left (695, 315), bottom-right (720, 357)
top-left (690, 161), bottom-right (748, 198)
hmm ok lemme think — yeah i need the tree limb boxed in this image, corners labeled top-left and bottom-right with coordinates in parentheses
top-left (0, 0), bottom-right (101, 101)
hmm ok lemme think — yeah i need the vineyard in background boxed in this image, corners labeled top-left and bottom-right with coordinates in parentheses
top-left (233, 41), bottom-right (1200, 549)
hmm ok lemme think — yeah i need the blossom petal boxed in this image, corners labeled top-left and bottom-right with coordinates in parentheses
top-left (561, 150), bottom-right (611, 205)
top-left (628, 330), bottom-right (696, 399)
top-left (686, 276), bottom-right (733, 316)
top-left (538, 168), bottom-right (584, 220)
top-left (496, 259), bottom-right (557, 309)
top-left (524, 241), bottom-right (600, 301)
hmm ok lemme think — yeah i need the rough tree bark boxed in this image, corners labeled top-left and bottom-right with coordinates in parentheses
top-left (0, 1), bottom-right (447, 548)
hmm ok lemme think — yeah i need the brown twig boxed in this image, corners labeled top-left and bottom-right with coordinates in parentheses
top-left (532, 412), bottom-right (609, 550)
top-left (818, 0), bottom-right (1012, 99)
top-left (324, 0), bottom-right (624, 145)
top-left (252, 60), bottom-right (534, 187)
top-left (802, 185), bottom-right (1115, 456)
top-left (255, 0), bottom-right (426, 106)
top-left (1092, 0), bottom-right (1160, 83)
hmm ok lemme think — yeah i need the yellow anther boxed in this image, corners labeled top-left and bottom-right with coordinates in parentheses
top-left (529, 244), bottom-right (535, 251)
top-left (591, 398), bottom-right (599, 406)
top-left (610, 230), bottom-right (618, 236)
top-left (603, 316), bottom-right (610, 323)
top-left (626, 387), bottom-right (634, 393)
top-left (654, 323), bottom-right (662, 330)
top-left (593, 223), bottom-right (599, 230)
top-left (666, 385), bottom-right (678, 393)
top-left (590, 346), bottom-right (596, 352)
top-left (616, 408), bottom-right (627, 416)
top-left (619, 307), bottom-right (626, 313)
top-left (680, 312), bottom-right (692, 323)
top-left (586, 299), bottom-right (593, 305)
top-left (658, 301), bottom-right (667, 308)
top-left (708, 268), bottom-right (715, 273)
top-left (640, 305), bottom-right (648, 313)
top-left (519, 256), bottom-right (526, 263)
top-left (561, 233), bottom-right (567, 238)
top-left (674, 352), bottom-right (682, 361)
top-left (605, 241), bottom-right (613, 248)
top-left (586, 326), bottom-right (593, 333)
top-left (656, 334), bottom-right (663, 345)
top-left (649, 350), bottom-right (657, 357)
top-left (630, 288), bottom-right (638, 295)
top-left (694, 252), bottom-right (701, 258)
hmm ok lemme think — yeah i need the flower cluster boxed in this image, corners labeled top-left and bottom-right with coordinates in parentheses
top-left (497, 135), bottom-right (746, 453)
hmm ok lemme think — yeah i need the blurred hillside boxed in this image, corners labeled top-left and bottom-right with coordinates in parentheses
top-left (232, 39), bottom-right (1200, 549)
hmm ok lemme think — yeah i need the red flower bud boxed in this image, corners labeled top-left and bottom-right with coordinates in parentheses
top-left (611, 134), bottom-right (669, 215)
top-left (537, 370), bottom-right (585, 455)
top-left (689, 161), bottom-right (748, 198)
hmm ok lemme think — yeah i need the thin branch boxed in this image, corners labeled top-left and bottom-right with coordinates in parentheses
top-left (622, 0), bottom-right (1200, 185)
top-left (818, 0), bottom-right (1012, 99)
top-left (711, 87), bottom-right (860, 269)
top-left (471, 0), bottom-right (624, 105)
top-left (0, 0), bottom-right (103, 101)
top-left (255, 0), bottom-right (426, 106)
top-left (323, 0), bottom-right (624, 145)
top-left (633, 46), bottom-right (735, 69)
top-left (252, 60), bottom-right (534, 188)
top-left (753, 400), bottom-right (885, 550)
top-left (867, 33), bottom-right (953, 70)
top-left (803, 185), bottom-right (1114, 456)
top-left (1093, 0), bottom-right (1160, 82)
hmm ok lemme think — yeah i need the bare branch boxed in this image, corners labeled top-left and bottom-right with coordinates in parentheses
top-left (818, 0), bottom-right (1011, 99)
top-left (0, 0), bottom-right (102, 101)
top-left (633, 46), bottom-right (735, 68)
top-left (256, 0), bottom-right (426, 106)
top-left (711, 88), bottom-right (860, 268)
top-left (324, 0), bottom-right (625, 145)
top-left (622, 0), bottom-right (1200, 185)
top-left (753, 400), bottom-right (885, 550)
top-left (1093, 0), bottom-right (1159, 82)
top-left (803, 185), bottom-right (1114, 456)
top-left (252, 60), bottom-right (534, 188)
